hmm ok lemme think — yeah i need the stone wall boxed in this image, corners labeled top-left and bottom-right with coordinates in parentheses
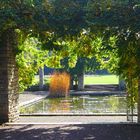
top-left (0, 29), bottom-right (19, 123)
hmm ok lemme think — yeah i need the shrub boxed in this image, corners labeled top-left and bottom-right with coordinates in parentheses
top-left (49, 72), bottom-right (70, 97)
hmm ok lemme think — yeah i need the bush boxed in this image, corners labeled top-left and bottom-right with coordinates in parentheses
top-left (49, 72), bottom-right (70, 97)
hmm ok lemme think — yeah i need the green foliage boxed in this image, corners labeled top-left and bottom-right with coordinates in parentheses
top-left (47, 0), bottom-right (87, 36)
top-left (93, 36), bottom-right (119, 73)
top-left (1, 0), bottom-right (140, 103)
top-left (126, 78), bottom-right (138, 109)
top-left (16, 36), bottom-right (49, 92)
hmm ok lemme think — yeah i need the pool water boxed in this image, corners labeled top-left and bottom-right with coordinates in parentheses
top-left (20, 95), bottom-right (137, 115)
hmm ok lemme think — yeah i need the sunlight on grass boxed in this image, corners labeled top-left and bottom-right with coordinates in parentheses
top-left (36, 74), bottom-right (119, 85)
top-left (84, 75), bottom-right (119, 85)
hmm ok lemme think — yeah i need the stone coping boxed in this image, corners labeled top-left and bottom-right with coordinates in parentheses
top-left (19, 91), bottom-right (49, 107)
top-left (19, 96), bottom-right (47, 107)
top-left (70, 90), bottom-right (126, 96)
top-left (20, 113), bottom-right (137, 116)
top-left (5, 122), bottom-right (138, 125)
top-left (16, 116), bottom-right (138, 123)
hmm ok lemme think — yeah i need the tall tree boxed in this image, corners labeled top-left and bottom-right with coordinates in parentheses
top-left (1, 0), bottom-right (140, 123)
top-left (0, 0), bottom-right (51, 123)
top-left (85, 0), bottom-right (140, 122)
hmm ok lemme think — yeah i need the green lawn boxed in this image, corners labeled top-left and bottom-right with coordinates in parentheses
top-left (36, 74), bottom-right (119, 85)
top-left (84, 75), bottom-right (119, 85)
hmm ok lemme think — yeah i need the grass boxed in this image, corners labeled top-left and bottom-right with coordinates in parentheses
top-left (84, 75), bottom-right (119, 85)
top-left (35, 74), bottom-right (119, 85)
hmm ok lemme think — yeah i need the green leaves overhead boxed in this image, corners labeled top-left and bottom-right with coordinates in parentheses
top-left (1, 0), bottom-right (139, 42)
top-left (1, 0), bottom-right (140, 92)
top-left (16, 36), bottom-right (49, 91)
top-left (47, 0), bottom-right (87, 36)
top-left (86, 0), bottom-right (140, 28)
top-left (0, 0), bottom-right (50, 33)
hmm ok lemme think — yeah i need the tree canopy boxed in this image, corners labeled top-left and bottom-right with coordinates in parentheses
top-left (1, 0), bottom-right (140, 92)
top-left (1, 0), bottom-right (140, 121)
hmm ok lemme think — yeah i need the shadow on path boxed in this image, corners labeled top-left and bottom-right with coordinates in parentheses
top-left (0, 124), bottom-right (140, 140)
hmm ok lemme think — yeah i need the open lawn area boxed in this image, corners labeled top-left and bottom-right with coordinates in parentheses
top-left (37, 75), bottom-right (119, 85)
top-left (84, 75), bottom-right (119, 85)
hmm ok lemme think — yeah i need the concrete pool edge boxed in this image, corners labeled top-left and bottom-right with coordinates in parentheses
top-left (4, 122), bottom-right (138, 125)
top-left (5, 115), bottom-right (138, 125)
top-left (19, 113), bottom-right (137, 116)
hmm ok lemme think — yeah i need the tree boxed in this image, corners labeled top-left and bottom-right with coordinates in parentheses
top-left (39, 67), bottom-right (44, 90)
top-left (1, 0), bottom-right (140, 123)
top-left (16, 35), bottom-right (48, 92)
top-left (85, 0), bottom-right (140, 122)
top-left (0, 0), bottom-right (51, 122)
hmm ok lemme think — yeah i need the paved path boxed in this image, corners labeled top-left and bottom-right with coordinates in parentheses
top-left (18, 116), bottom-right (136, 124)
top-left (84, 84), bottom-right (119, 91)
top-left (1, 89), bottom-right (139, 140)
top-left (19, 91), bottom-right (49, 106)
top-left (0, 123), bottom-right (140, 140)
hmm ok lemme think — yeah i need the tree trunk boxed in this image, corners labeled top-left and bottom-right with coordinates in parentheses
top-left (119, 76), bottom-right (126, 91)
top-left (70, 76), bottom-right (74, 90)
top-left (78, 72), bottom-right (84, 90)
top-left (39, 67), bottom-right (44, 90)
top-left (0, 29), bottom-right (19, 123)
top-left (138, 78), bottom-right (140, 123)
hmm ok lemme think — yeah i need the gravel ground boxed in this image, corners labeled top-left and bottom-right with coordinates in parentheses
top-left (0, 124), bottom-right (140, 140)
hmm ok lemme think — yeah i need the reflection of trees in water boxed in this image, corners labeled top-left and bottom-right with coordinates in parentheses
top-left (47, 97), bottom-right (84, 113)
top-left (47, 97), bottom-right (70, 113)
top-left (20, 96), bottom-right (127, 114)
top-left (20, 101), bottom-right (45, 114)
top-left (20, 97), bottom-right (84, 114)
top-left (71, 97), bottom-right (84, 112)
top-left (83, 96), bottom-right (127, 113)
top-left (108, 96), bottom-right (125, 113)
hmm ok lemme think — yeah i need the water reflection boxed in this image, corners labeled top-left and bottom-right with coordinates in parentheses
top-left (20, 95), bottom-right (137, 115)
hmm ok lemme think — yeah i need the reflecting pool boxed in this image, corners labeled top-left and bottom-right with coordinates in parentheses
top-left (20, 95), bottom-right (137, 115)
